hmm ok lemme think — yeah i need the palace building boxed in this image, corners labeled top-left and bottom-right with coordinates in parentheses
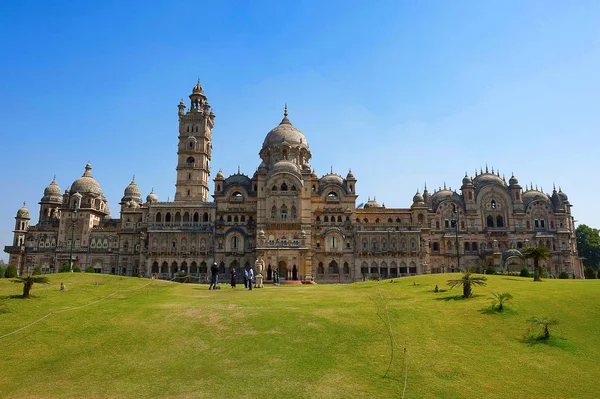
top-left (4, 80), bottom-right (584, 280)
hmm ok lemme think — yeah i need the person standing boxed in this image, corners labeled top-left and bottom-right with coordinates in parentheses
top-left (244, 269), bottom-right (248, 288)
top-left (209, 262), bottom-right (219, 290)
top-left (248, 266), bottom-right (254, 290)
top-left (230, 268), bottom-right (237, 288)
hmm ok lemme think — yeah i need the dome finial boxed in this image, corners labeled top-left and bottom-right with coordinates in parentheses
top-left (330, 165), bottom-right (333, 174)
top-left (132, 175), bottom-right (135, 182)
top-left (23, 201), bottom-right (26, 207)
top-left (237, 165), bottom-right (241, 174)
top-left (553, 183), bottom-right (556, 191)
top-left (485, 164), bottom-right (489, 173)
top-left (443, 181), bottom-right (447, 190)
top-left (284, 103), bottom-right (288, 117)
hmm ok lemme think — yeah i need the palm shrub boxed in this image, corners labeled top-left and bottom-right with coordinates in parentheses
top-left (447, 272), bottom-right (487, 298)
top-left (521, 247), bottom-right (551, 282)
top-left (519, 268), bottom-right (530, 277)
top-left (485, 266), bottom-right (496, 275)
top-left (529, 317), bottom-right (558, 339)
top-left (12, 275), bottom-right (50, 298)
top-left (489, 292), bottom-right (513, 311)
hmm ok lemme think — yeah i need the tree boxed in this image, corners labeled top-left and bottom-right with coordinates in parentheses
top-left (12, 275), bottom-right (49, 298)
top-left (489, 292), bottom-right (513, 311)
top-left (584, 267), bottom-right (597, 279)
top-left (576, 224), bottom-right (600, 270)
top-left (521, 246), bottom-right (550, 282)
top-left (529, 317), bottom-right (558, 339)
top-left (4, 264), bottom-right (17, 278)
top-left (447, 272), bottom-right (487, 298)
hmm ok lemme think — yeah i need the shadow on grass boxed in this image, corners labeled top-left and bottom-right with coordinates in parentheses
top-left (479, 306), bottom-right (517, 316)
top-left (520, 333), bottom-right (571, 351)
top-left (1, 295), bottom-right (27, 300)
top-left (434, 294), bottom-right (484, 301)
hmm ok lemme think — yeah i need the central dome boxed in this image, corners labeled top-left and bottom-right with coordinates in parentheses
top-left (262, 106), bottom-right (309, 151)
top-left (70, 163), bottom-right (102, 196)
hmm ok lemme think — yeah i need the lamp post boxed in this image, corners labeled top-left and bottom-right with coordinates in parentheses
top-left (68, 202), bottom-right (79, 272)
top-left (451, 204), bottom-right (461, 273)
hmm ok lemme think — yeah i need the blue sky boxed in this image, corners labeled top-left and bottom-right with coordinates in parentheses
top-left (1, 1), bottom-right (599, 262)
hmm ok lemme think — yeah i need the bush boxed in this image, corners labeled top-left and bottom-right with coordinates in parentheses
top-left (85, 266), bottom-right (95, 273)
top-left (33, 267), bottom-right (42, 275)
top-left (4, 264), bottom-right (18, 278)
top-left (540, 268), bottom-right (549, 279)
top-left (558, 271), bottom-right (570, 279)
top-left (485, 266), bottom-right (496, 275)
top-left (584, 267), bottom-right (597, 279)
top-left (73, 267), bottom-right (81, 273)
top-left (60, 264), bottom-right (70, 273)
top-left (520, 268), bottom-right (531, 278)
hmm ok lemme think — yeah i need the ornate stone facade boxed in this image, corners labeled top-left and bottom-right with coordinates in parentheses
top-left (4, 81), bottom-right (584, 280)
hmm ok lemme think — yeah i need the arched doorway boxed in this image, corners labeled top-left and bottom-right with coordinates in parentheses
top-left (278, 260), bottom-right (287, 280)
top-left (267, 264), bottom-right (272, 280)
top-left (292, 265), bottom-right (298, 280)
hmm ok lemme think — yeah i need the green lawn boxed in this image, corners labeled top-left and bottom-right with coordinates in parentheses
top-left (1, 273), bottom-right (599, 399)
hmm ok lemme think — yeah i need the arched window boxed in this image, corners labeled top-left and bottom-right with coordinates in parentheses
top-left (496, 215), bottom-right (504, 227)
top-left (316, 216), bottom-right (321, 222)
top-left (193, 212), bottom-right (199, 222)
top-left (472, 242), bottom-right (478, 251)
top-left (464, 242), bottom-right (471, 251)
top-left (337, 216), bottom-right (342, 223)
top-left (234, 215), bottom-right (239, 223)
top-left (388, 218), bottom-right (393, 223)
top-left (491, 200), bottom-right (497, 209)
top-left (231, 236), bottom-right (238, 249)
top-left (375, 218), bottom-right (380, 223)
top-left (203, 212), bottom-right (208, 222)
top-left (241, 215), bottom-right (246, 222)
top-left (174, 212), bottom-right (181, 223)
top-left (227, 215), bottom-right (232, 222)
top-left (186, 156), bottom-right (194, 166)
top-left (327, 191), bottom-right (338, 200)
top-left (280, 205), bottom-right (288, 219)
top-left (324, 216), bottom-right (329, 222)
top-left (371, 238), bottom-right (378, 250)
top-left (433, 242), bottom-right (440, 251)
top-left (272, 185), bottom-right (277, 191)
top-left (271, 206), bottom-right (277, 219)
top-left (156, 212), bottom-right (162, 222)
top-left (363, 239), bottom-right (367, 249)
top-left (281, 183), bottom-right (288, 191)
top-left (318, 262), bottom-right (324, 274)
top-left (291, 185), bottom-right (296, 191)
top-left (291, 206), bottom-right (297, 219)
top-left (487, 215), bottom-right (494, 227)
top-left (165, 212), bottom-right (171, 222)
top-left (183, 212), bottom-right (190, 222)
top-left (343, 262), bottom-right (349, 274)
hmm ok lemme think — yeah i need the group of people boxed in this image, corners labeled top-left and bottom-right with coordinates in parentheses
top-left (208, 262), bottom-right (254, 291)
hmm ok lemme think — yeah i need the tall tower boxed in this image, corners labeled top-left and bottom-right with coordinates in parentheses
top-left (175, 79), bottom-right (215, 202)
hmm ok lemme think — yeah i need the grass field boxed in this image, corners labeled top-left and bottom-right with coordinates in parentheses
top-left (1, 273), bottom-right (599, 399)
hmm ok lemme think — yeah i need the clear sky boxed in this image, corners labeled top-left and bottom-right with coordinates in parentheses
top-left (1, 1), bottom-right (599, 262)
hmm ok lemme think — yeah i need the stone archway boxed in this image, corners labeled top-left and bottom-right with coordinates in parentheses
top-left (278, 260), bottom-right (287, 280)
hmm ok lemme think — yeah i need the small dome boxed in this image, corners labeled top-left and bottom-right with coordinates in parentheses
top-left (215, 169), bottom-right (224, 179)
top-left (123, 177), bottom-right (141, 198)
top-left (270, 160), bottom-right (301, 176)
top-left (364, 198), bottom-right (381, 209)
top-left (146, 189), bottom-right (158, 203)
top-left (42, 176), bottom-right (63, 203)
top-left (472, 173), bottom-right (505, 190)
top-left (192, 79), bottom-right (204, 95)
top-left (16, 202), bottom-right (30, 219)
top-left (413, 190), bottom-right (424, 204)
top-left (558, 188), bottom-right (569, 203)
top-left (509, 174), bottom-right (519, 186)
top-left (462, 174), bottom-right (472, 185)
top-left (320, 173), bottom-right (344, 187)
top-left (70, 163), bottom-right (102, 196)
top-left (346, 169), bottom-right (355, 179)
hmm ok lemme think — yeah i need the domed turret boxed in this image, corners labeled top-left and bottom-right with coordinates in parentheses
top-left (346, 169), bottom-right (355, 180)
top-left (509, 174), bottom-right (519, 186)
top-left (413, 189), bottom-right (424, 205)
top-left (146, 189), bottom-right (158, 203)
top-left (41, 176), bottom-right (63, 203)
top-left (462, 173), bottom-right (472, 186)
top-left (215, 169), bottom-right (224, 180)
top-left (121, 176), bottom-right (142, 205)
top-left (70, 163), bottom-right (102, 196)
top-left (558, 187), bottom-right (569, 203)
top-left (16, 202), bottom-right (30, 219)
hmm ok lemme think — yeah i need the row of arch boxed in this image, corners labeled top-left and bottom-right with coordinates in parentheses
top-left (360, 261), bottom-right (418, 276)
top-left (155, 211), bottom-right (210, 223)
top-left (356, 215), bottom-right (424, 224)
top-left (316, 215), bottom-right (350, 223)
top-left (361, 237), bottom-right (417, 251)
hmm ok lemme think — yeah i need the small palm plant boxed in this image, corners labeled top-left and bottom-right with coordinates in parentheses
top-left (530, 317), bottom-right (558, 339)
top-left (489, 292), bottom-right (513, 311)
top-left (12, 275), bottom-right (49, 298)
top-left (447, 272), bottom-right (487, 298)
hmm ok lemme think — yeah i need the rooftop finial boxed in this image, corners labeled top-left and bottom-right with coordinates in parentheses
top-left (485, 164), bottom-right (489, 173)
top-left (330, 166), bottom-right (333, 174)
top-left (132, 175), bottom-right (135, 182)
top-left (284, 103), bottom-right (288, 117)
top-left (553, 183), bottom-right (556, 191)
top-left (491, 166), bottom-right (494, 174)
top-left (23, 201), bottom-right (26, 207)
top-left (443, 181), bottom-right (447, 190)
top-left (238, 165), bottom-right (241, 174)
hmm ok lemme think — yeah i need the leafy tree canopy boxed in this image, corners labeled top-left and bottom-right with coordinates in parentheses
top-left (576, 224), bottom-right (600, 270)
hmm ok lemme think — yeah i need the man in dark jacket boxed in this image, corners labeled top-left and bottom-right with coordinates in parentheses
top-left (209, 262), bottom-right (219, 290)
